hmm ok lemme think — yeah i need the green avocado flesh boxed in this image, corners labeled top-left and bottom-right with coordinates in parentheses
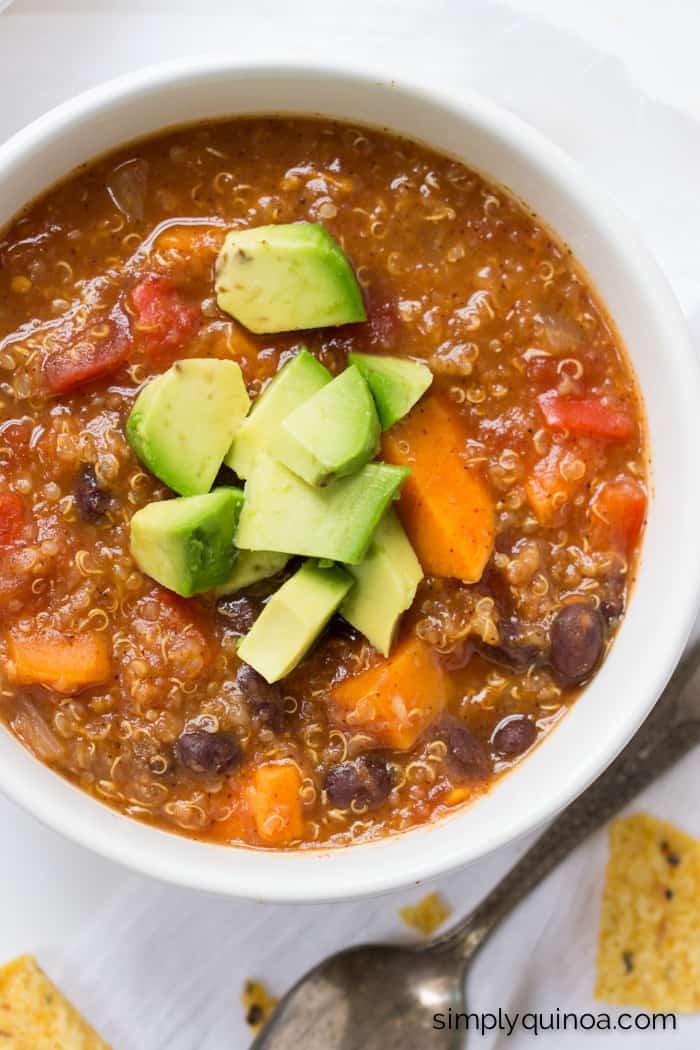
top-left (237, 560), bottom-right (354, 682)
top-left (126, 359), bottom-right (250, 496)
top-left (214, 549), bottom-right (290, 596)
top-left (130, 488), bottom-right (243, 597)
top-left (235, 454), bottom-right (410, 564)
top-left (273, 365), bottom-right (380, 485)
top-left (225, 349), bottom-right (331, 479)
top-left (125, 223), bottom-right (429, 666)
top-left (214, 222), bottom-right (366, 334)
top-left (348, 352), bottom-right (433, 430)
top-left (341, 509), bottom-right (423, 656)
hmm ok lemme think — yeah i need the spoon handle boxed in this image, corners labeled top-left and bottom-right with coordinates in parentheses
top-left (431, 639), bottom-right (700, 963)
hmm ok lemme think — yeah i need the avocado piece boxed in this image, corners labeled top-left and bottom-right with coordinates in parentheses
top-left (238, 560), bottom-right (354, 682)
top-left (225, 349), bottom-right (330, 479)
top-left (215, 222), bottom-right (366, 334)
top-left (236, 454), bottom-right (410, 564)
top-left (127, 359), bottom-right (250, 496)
top-left (272, 365), bottom-right (380, 485)
top-left (341, 509), bottom-right (423, 656)
top-left (130, 487), bottom-right (243, 597)
top-left (348, 353), bottom-right (433, 430)
top-left (214, 549), bottom-right (290, 596)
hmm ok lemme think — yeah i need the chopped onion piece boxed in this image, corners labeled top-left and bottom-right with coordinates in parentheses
top-left (106, 158), bottom-right (149, 222)
top-left (12, 698), bottom-right (62, 763)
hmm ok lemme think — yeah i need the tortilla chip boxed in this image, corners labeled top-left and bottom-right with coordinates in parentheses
top-left (241, 978), bottom-right (278, 1034)
top-left (0, 955), bottom-right (111, 1049)
top-left (399, 891), bottom-right (452, 936)
top-left (596, 813), bottom-right (700, 1012)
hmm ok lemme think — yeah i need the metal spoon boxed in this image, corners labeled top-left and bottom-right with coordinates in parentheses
top-left (253, 640), bottom-right (700, 1050)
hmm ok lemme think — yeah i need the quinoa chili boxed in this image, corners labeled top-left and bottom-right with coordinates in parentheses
top-left (0, 117), bottom-right (647, 848)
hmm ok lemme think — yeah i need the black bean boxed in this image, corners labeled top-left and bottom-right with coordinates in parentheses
top-left (75, 463), bottom-right (111, 523)
top-left (236, 663), bottom-right (285, 733)
top-left (359, 754), bottom-right (392, 806)
top-left (327, 615), bottom-right (362, 643)
top-left (217, 595), bottom-right (261, 636)
top-left (325, 754), bottom-right (392, 810)
top-left (599, 573), bottom-right (626, 623)
top-left (478, 560), bottom-right (514, 617)
top-left (439, 637), bottom-right (474, 671)
top-left (474, 619), bottom-right (544, 672)
top-left (492, 716), bottom-right (536, 757)
top-left (600, 596), bottom-right (625, 622)
top-left (174, 729), bottom-right (241, 775)
top-left (550, 601), bottom-right (604, 684)
top-left (325, 763), bottom-right (363, 808)
top-left (214, 463), bottom-right (243, 487)
top-left (475, 639), bottom-right (543, 672)
top-left (442, 723), bottom-right (490, 780)
top-left (148, 752), bottom-right (174, 776)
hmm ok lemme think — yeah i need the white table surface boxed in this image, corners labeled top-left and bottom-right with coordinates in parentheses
top-left (1, 2), bottom-right (700, 1045)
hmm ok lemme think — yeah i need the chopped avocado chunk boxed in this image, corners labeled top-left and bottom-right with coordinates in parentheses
top-left (348, 352), bottom-right (433, 429)
top-left (130, 487), bottom-right (243, 597)
top-left (127, 359), bottom-right (250, 496)
top-left (272, 365), bottom-right (380, 485)
top-left (215, 222), bottom-right (366, 334)
top-left (214, 549), bottom-right (290, 596)
top-left (341, 509), bottom-right (423, 656)
top-left (238, 560), bottom-right (353, 682)
top-left (236, 454), bottom-right (410, 564)
top-left (225, 349), bottom-right (330, 479)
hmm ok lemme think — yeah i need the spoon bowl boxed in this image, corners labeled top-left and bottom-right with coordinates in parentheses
top-left (254, 641), bottom-right (700, 1049)
top-left (255, 943), bottom-right (465, 1050)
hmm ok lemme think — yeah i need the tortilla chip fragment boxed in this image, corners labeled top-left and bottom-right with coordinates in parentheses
top-left (400, 891), bottom-right (452, 936)
top-left (242, 978), bottom-right (278, 1034)
top-left (0, 954), bottom-right (111, 1049)
top-left (596, 813), bottom-right (700, 1012)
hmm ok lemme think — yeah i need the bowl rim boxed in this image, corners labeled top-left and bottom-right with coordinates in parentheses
top-left (1, 55), bottom-right (699, 901)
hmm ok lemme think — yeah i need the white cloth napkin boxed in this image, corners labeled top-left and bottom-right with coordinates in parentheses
top-left (3, 2), bottom-right (700, 1047)
top-left (49, 746), bottom-right (700, 1049)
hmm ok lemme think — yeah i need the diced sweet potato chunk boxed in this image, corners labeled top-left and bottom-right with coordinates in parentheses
top-left (330, 635), bottom-right (447, 750)
top-left (7, 630), bottom-right (112, 695)
top-left (249, 764), bottom-right (304, 846)
top-left (382, 394), bottom-right (495, 582)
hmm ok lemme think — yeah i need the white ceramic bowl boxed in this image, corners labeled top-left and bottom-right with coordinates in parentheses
top-left (1, 59), bottom-right (698, 902)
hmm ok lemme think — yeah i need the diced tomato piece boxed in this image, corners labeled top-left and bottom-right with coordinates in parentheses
top-left (45, 303), bottom-right (132, 394)
top-left (131, 274), bottom-right (200, 360)
top-left (590, 477), bottom-right (647, 558)
top-left (0, 418), bottom-right (32, 468)
top-left (538, 392), bottom-right (635, 441)
top-left (148, 585), bottom-right (210, 656)
top-left (0, 493), bottom-right (25, 548)
top-left (150, 585), bottom-right (200, 624)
